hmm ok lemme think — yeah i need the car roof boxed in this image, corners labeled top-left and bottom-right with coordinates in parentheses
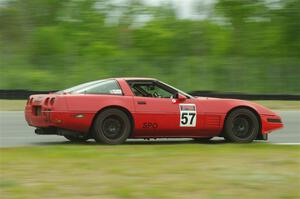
top-left (116, 77), bottom-right (157, 81)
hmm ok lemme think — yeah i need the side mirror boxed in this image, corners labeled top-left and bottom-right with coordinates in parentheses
top-left (177, 93), bottom-right (187, 102)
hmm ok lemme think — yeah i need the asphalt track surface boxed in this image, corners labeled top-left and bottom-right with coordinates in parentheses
top-left (0, 111), bottom-right (299, 147)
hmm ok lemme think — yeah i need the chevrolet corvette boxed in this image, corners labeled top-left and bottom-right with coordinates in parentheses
top-left (25, 78), bottom-right (283, 144)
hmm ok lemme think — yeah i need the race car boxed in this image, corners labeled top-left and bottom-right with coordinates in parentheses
top-left (25, 77), bottom-right (283, 144)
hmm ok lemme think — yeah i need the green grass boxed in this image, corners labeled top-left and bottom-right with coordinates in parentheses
top-left (0, 100), bottom-right (26, 111)
top-left (0, 99), bottom-right (299, 111)
top-left (0, 144), bottom-right (299, 199)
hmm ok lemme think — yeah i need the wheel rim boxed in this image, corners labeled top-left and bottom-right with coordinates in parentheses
top-left (102, 116), bottom-right (124, 139)
top-left (232, 115), bottom-right (253, 139)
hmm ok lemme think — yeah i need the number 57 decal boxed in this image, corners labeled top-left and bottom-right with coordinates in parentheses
top-left (179, 104), bottom-right (197, 127)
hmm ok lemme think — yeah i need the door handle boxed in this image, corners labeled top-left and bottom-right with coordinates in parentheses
top-left (137, 101), bottom-right (146, 105)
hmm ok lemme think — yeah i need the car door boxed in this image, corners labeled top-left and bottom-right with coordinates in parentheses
top-left (133, 96), bottom-right (179, 136)
top-left (128, 80), bottom-right (201, 137)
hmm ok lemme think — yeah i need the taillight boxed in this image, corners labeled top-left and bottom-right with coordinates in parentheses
top-left (29, 98), bottom-right (33, 105)
top-left (50, 98), bottom-right (55, 106)
top-left (44, 97), bottom-right (49, 106)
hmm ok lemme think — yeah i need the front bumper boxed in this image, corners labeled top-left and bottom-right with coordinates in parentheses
top-left (261, 114), bottom-right (284, 134)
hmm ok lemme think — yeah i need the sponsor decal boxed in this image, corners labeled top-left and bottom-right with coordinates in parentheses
top-left (143, 122), bottom-right (158, 129)
top-left (180, 105), bottom-right (196, 111)
top-left (110, 89), bottom-right (122, 95)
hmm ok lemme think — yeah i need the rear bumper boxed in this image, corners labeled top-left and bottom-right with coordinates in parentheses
top-left (25, 106), bottom-right (94, 133)
top-left (25, 106), bottom-right (52, 127)
top-left (24, 106), bottom-right (64, 128)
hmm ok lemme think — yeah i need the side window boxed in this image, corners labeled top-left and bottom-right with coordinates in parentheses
top-left (75, 80), bottom-right (123, 95)
top-left (128, 81), bottom-right (174, 98)
top-left (140, 85), bottom-right (173, 98)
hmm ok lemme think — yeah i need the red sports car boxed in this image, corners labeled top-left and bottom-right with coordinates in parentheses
top-left (25, 78), bottom-right (283, 144)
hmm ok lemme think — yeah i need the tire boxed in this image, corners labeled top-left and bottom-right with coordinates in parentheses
top-left (93, 108), bottom-right (132, 145)
top-left (193, 137), bottom-right (212, 143)
top-left (64, 134), bottom-right (89, 142)
top-left (224, 108), bottom-right (259, 143)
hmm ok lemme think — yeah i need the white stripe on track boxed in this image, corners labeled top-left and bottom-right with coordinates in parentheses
top-left (272, 143), bottom-right (300, 145)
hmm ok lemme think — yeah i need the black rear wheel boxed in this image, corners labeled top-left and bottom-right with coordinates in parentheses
top-left (93, 108), bottom-right (132, 145)
top-left (224, 108), bottom-right (259, 143)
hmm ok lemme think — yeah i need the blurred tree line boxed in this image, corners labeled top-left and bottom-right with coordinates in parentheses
top-left (0, 0), bottom-right (299, 93)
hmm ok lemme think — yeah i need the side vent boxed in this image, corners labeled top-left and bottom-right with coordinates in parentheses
top-left (205, 115), bottom-right (221, 128)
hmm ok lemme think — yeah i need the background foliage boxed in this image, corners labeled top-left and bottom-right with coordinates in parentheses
top-left (0, 0), bottom-right (299, 93)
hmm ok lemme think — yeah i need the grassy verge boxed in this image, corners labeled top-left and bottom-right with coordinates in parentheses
top-left (253, 100), bottom-right (300, 110)
top-left (0, 144), bottom-right (299, 199)
top-left (0, 99), bottom-right (299, 111)
top-left (0, 100), bottom-right (26, 111)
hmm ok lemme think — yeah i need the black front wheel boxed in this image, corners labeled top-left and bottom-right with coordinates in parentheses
top-left (224, 108), bottom-right (259, 143)
top-left (93, 108), bottom-right (132, 145)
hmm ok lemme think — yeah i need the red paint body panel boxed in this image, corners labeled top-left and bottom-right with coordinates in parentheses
top-left (25, 78), bottom-right (283, 139)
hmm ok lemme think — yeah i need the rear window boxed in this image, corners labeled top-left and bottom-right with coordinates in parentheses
top-left (59, 80), bottom-right (123, 95)
top-left (75, 80), bottom-right (123, 95)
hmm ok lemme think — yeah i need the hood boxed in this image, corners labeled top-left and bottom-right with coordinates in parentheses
top-left (195, 96), bottom-right (276, 115)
